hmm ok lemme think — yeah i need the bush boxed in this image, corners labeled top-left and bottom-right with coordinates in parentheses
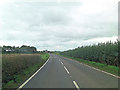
top-left (61, 41), bottom-right (119, 66)
top-left (2, 54), bottom-right (43, 85)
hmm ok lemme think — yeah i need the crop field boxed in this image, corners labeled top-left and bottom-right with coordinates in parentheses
top-left (2, 53), bottom-right (49, 89)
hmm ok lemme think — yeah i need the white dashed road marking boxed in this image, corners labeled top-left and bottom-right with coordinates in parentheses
top-left (61, 62), bottom-right (64, 65)
top-left (64, 66), bottom-right (70, 74)
top-left (73, 81), bottom-right (80, 90)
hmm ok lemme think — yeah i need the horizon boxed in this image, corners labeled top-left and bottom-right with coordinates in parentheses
top-left (0, 39), bottom-right (118, 52)
top-left (0, 0), bottom-right (118, 51)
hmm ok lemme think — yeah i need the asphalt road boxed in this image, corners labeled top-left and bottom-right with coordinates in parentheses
top-left (22, 54), bottom-right (118, 89)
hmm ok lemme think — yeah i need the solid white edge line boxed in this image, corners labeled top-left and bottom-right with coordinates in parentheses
top-left (17, 58), bottom-right (50, 90)
top-left (65, 57), bottom-right (120, 79)
top-left (73, 81), bottom-right (80, 90)
top-left (64, 66), bottom-right (70, 74)
top-left (79, 62), bottom-right (120, 79)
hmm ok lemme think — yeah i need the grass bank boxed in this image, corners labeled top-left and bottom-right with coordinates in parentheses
top-left (60, 54), bottom-right (119, 77)
top-left (40, 53), bottom-right (49, 60)
top-left (2, 53), bottom-right (49, 89)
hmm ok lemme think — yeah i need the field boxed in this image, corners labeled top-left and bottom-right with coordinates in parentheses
top-left (2, 53), bottom-right (49, 89)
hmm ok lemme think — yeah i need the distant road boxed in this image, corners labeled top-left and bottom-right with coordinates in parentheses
top-left (22, 54), bottom-right (118, 89)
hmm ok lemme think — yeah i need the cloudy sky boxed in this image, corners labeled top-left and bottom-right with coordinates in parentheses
top-left (0, 0), bottom-right (119, 51)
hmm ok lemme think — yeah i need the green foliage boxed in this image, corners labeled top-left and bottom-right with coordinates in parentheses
top-left (2, 53), bottom-right (49, 89)
top-left (2, 45), bottom-right (37, 54)
top-left (61, 41), bottom-right (119, 66)
top-left (40, 53), bottom-right (49, 60)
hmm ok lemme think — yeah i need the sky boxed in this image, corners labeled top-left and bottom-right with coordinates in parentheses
top-left (0, 0), bottom-right (119, 51)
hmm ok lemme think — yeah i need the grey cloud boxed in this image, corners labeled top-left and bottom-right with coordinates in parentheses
top-left (0, 1), bottom-right (118, 51)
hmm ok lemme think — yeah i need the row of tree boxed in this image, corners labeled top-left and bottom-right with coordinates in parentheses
top-left (2, 45), bottom-right (37, 54)
top-left (61, 41), bottom-right (119, 66)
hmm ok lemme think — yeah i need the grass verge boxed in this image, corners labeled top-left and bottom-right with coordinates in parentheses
top-left (60, 54), bottom-right (119, 77)
top-left (2, 53), bottom-right (50, 89)
top-left (40, 53), bottom-right (49, 60)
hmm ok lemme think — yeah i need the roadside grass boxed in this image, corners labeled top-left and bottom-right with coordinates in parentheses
top-left (3, 63), bottom-right (44, 88)
top-left (60, 55), bottom-right (119, 77)
top-left (2, 53), bottom-right (50, 89)
top-left (40, 53), bottom-right (49, 60)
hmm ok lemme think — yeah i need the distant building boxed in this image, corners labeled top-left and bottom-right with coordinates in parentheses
top-left (2, 45), bottom-right (37, 54)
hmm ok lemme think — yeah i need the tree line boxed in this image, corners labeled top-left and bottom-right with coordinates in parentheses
top-left (60, 41), bottom-right (119, 67)
top-left (1, 45), bottom-right (37, 54)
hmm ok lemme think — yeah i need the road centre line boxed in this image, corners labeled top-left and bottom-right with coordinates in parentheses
top-left (61, 61), bottom-right (63, 65)
top-left (73, 81), bottom-right (80, 90)
top-left (64, 57), bottom-right (120, 78)
top-left (64, 66), bottom-right (70, 74)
